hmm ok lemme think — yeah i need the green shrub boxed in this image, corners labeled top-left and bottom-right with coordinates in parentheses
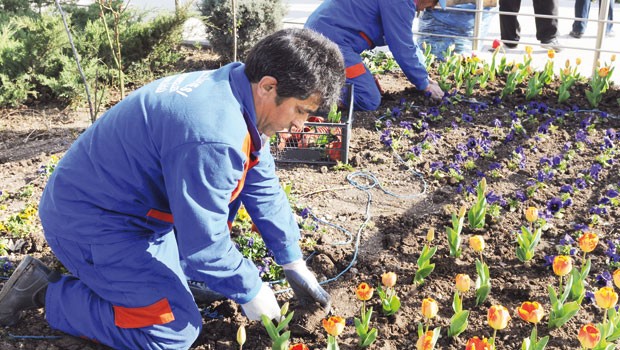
top-left (199, 0), bottom-right (286, 61)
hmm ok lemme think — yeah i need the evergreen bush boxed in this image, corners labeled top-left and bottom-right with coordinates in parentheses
top-left (199, 0), bottom-right (286, 61)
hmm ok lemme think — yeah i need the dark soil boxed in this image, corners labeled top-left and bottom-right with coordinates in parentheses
top-left (1, 50), bottom-right (620, 349)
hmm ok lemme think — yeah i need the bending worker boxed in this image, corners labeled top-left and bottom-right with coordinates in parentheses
top-left (0, 28), bottom-right (344, 350)
top-left (305, 0), bottom-right (446, 111)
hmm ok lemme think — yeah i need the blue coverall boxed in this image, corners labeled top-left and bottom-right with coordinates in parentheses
top-left (305, 0), bottom-right (430, 111)
top-left (38, 63), bottom-right (302, 349)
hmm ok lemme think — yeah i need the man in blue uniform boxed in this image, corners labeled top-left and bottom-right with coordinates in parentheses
top-left (305, 0), bottom-right (446, 111)
top-left (0, 28), bottom-right (344, 350)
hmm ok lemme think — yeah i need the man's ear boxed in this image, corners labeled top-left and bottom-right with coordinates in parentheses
top-left (257, 76), bottom-right (278, 98)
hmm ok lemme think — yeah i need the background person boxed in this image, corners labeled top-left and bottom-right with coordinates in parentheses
top-left (570, 0), bottom-right (614, 38)
top-left (305, 0), bottom-right (446, 112)
top-left (0, 28), bottom-right (344, 350)
top-left (499, 0), bottom-right (562, 51)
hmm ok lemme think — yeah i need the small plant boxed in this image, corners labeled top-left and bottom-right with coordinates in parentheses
top-left (233, 232), bottom-right (283, 281)
top-left (468, 178), bottom-right (487, 230)
top-left (414, 228), bottom-right (437, 285)
top-left (261, 302), bottom-right (294, 350)
top-left (445, 205), bottom-right (466, 258)
top-left (322, 316), bottom-right (345, 350)
top-left (585, 59), bottom-right (615, 108)
top-left (448, 274), bottom-right (470, 338)
top-left (557, 59), bottom-right (581, 104)
top-left (547, 273), bottom-right (580, 329)
top-left (353, 283), bottom-right (378, 348)
top-left (517, 301), bottom-right (549, 350)
top-left (377, 272), bottom-right (401, 316)
top-left (475, 258), bottom-right (491, 306)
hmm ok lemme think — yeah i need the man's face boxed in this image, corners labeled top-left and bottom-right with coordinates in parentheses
top-left (253, 76), bottom-right (321, 137)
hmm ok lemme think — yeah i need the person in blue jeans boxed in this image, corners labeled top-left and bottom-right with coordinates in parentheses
top-left (570, 0), bottom-right (614, 38)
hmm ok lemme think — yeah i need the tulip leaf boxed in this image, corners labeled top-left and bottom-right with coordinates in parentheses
top-left (360, 328), bottom-right (378, 348)
top-left (447, 310), bottom-right (469, 337)
top-left (534, 336), bottom-right (549, 350)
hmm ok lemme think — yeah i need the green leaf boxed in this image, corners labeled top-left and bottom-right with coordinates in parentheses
top-left (360, 328), bottom-right (378, 348)
top-left (448, 310), bottom-right (469, 337)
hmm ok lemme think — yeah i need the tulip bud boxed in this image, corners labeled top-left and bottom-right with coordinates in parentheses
top-left (517, 301), bottom-right (544, 324)
top-left (524, 207), bottom-right (538, 223)
top-left (578, 324), bottom-right (601, 349)
top-left (455, 274), bottom-right (471, 293)
top-left (599, 67), bottom-right (610, 78)
top-left (487, 304), bottom-right (511, 330)
top-left (612, 54), bottom-right (616, 62)
top-left (552, 255), bottom-right (572, 277)
top-left (382, 272), bottom-right (397, 288)
top-left (565, 59), bottom-right (570, 69)
top-left (525, 46), bottom-right (533, 55)
top-left (594, 286), bottom-right (618, 309)
top-left (355, 282), bottom-right (374, 301)
top-left (613, 269), bottom-right (620, 289)
top-left (421, 297), bottom-right (439, 320)
top-left (458, 205), bottom-right (467, 218)
top-left (576, 57), bottom-right (582, 65)
top-left (547, 49), bottom-right (555, 59)
top-left (469, 235), bottom-right (485, 252)
top-left (236, 324), bottom-right (246, 347)
top-left (578, 232), bottom-right (599, 253)
top-left (280, 302), bottom-right (289, 316)
top-left (426, 228), bottom-right (435, 242)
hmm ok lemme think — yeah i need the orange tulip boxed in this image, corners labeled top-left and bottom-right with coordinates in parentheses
top-left (552, 255), bottom-right (572, 277)
top-left (599, 67), bottom-right (610, 78)
top-left (421, 297), bottom-right (438, 319)
top-left (465, 336), bottom-right (492, 350)
top-left (547, 49), bottom-right (555, 59)
top-left (322, 316), bottom-right (345, 337)
top-left (289, 344), bottom-right (309, 350)
top-left (455, 274), bottom-right (471, 293)
top-left (578, 323), bottom-right (601, 349)
top-left (524, 207), bottom-right (538, 223)
top-left (613, 269), bottom-right (620, 289)
top-left (488, 305), bottom-right (511, 330)
top-left (578, 232), bottom-right (599, 253)
top-left (382, 272), bottom-right (397, 288)
top-left (594, 286), bottom-right (618, 309)
top-left (469, 235), bottom-right (485, 252)
top-left (416, 330), bottom-right (434, 350)
top-left (517, 301), bottom-right (544, 324)
top-left (355, 282), bottom-right (374, 301)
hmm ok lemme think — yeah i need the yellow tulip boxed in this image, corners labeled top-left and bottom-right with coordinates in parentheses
top-left (381, 272), bottom-right (397, 288)
top-left (525, 46), bottom-right (533, 55)
top-left (547, 49), bottom-right (555, 59)
top-left (565, 59), bottom-right (570, 68)
top-left (524, 207), bottom-right (538, 223)
top-left (426, 227), bottom-right (435, 242)
top-left (469, 235), bottom-right (485, 252)
top-left (594, 286), bottom-right (618, 309)
top-left (578, 232), bottom-right (599, 253)
top-left (612, 54), bottom-right (616, 62)
top-left (552, 255), bottom-right (572, 277)
top-left (421, 297), bottom-right (439, 320)
top-left (576, 57), bottom-right (582, 65)
top-left (455, 274), bottom-right (471, 293)
top-left (578, 324), bottom-right (601, 349)
top-left (487, 304), bottom-right (511, 330)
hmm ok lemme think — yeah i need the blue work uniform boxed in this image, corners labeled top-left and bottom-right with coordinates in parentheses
top-left (38, 63), bottom-right (302, 350)
top-left (305, 0), bottom-right (430, 111)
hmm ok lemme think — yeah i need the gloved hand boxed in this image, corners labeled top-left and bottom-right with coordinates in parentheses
top-left (424, 79), bottom-right (444, 101)
top-left (241, 283), bottom-right (281, 321)
top-left (282, 259), bottom-right (331, 312)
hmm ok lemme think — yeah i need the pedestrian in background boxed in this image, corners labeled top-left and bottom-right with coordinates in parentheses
top-left (499, 0), bottom-right (562, 51)
top-left (570, 0), bottom-right (614, 38)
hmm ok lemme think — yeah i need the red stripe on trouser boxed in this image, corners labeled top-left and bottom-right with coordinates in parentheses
top-left (113, 298), bottom-right (175, 328)
top-left (146, 209), bottom-right (174, 223)
top-left (346, 63), bottom-right (366, 79)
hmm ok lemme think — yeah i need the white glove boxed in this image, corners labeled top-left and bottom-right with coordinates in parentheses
top-left (282, 259), bottom-right (331, 312)
top-left (424, 79), bottom-right (444, 101)
top-left (241, 283), bottom-right (280, 321)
